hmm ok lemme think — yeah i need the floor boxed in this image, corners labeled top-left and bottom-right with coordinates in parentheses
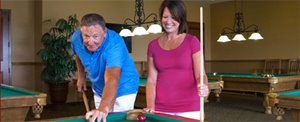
top-left (25, 92), bottom-right (297, 122)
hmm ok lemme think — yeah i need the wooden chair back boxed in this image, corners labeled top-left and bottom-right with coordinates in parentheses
top-left (287, 59), bottom-right (299, 74)
top-left (264, 59), bottom-right (281, 74)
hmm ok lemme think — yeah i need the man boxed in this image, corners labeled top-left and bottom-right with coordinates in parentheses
top-left (72, 13), bottom-right (139, 122)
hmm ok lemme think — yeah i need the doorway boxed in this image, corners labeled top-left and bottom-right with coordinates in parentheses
top-left (1, 9), bottom-right (12, 85)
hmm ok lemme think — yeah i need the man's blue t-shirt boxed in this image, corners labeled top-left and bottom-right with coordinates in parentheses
top-left (71, 29), bottom-right (139, 97)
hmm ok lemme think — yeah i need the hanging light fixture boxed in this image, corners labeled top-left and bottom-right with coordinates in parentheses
top-left (217, 0), bottom-right (263, 43)
top-left (119, 0), bottom-right (162, 37)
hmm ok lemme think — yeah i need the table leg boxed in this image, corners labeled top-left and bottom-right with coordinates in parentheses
top-left (264, 93), bottom-right (278, 114)
top-left (204, 96), bottom-right (209, 103)
top-left (31, 103), bottom-right (44, 118)
top-left (32, 93), bottom-right (47, 118)
top-left (215, 81), bottom-right (223, 102)
top-left (213, 89), bottom-right (222, 102)
top-left (273, 106), bottom-right (285, 120)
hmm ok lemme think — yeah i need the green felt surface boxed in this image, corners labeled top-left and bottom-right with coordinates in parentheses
top-left (1, 84), bottom-right (37, 97)
top-left (208, 80), bottom-right (218, 82)
top-left (207, 72), bottom-right (300, 78)
top-left (55, 113), bottom-right (183, 122)
top-left (139, 77), bottom-right (147, 86)
top-left (56, 118), bottom-right (86, 122)
top-left (278, 90), bottom-right (300, 96)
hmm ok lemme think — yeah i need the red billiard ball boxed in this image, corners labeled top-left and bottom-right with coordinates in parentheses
top-left (137, 113), bottom-right (146, 122)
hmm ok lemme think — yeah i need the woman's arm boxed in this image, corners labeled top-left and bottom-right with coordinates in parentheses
top-left (192, 51), bottom-right (208, 85)
top-left (192, 51), bottom-right (209, 97)
top-left (145, 57), bottom-right (158, 113)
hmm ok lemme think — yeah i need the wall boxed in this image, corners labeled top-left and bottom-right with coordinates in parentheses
top-left (299, 0), bottom-right (300, 58)
top-left (2, 0), bottom-right (37, 90)
top-left (41, 0), bottom-right (204, 61)
top-left (34, 0), bottom-right (44, 92)
top-left (209, 0), bottom-right (300, 73)
top-left (41, 0), bottom-right (159, 62)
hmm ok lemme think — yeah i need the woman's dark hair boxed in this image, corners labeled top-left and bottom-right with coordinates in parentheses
top-left (81, 13), bottom-right (106, 30)
top-left (159, 0), bottom-right (188, 34)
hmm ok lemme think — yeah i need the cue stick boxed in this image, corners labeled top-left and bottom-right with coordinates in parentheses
top-left (82, 91), bottom-right (90, 112)
top-left (199, 7), bottom-right (205, 122)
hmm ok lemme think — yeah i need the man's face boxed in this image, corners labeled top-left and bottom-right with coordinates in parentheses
top-left (81, 24), bottom-right (106, 52)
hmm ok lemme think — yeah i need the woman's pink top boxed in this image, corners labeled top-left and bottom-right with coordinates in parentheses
top-left (147, 34), bottom-right (200, 112)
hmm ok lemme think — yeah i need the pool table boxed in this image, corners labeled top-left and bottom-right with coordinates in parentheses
top-left (1, 84), bottom-right (47, 121)
top-left (268, 90), bottom-right (300, 120)
top-left (135, 77), bottom-right (224, 108)
top-left (52, 112), bottom-right (199, 122)
top-left (134, 77), bottom-right (147, 108)
top-left (207, 72), bottom-right (300, 114)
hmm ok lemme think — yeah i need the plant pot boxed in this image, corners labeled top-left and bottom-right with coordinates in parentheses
top-left (48, 82), bottom-right (69, 104)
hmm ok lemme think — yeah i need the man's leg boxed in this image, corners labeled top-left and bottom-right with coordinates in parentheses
top-left (93, 94), bottom-right (101, 109)
top-left (113, 93), bottom-right (137, 112)
top-left (93, 93), bottom-right (137, 112)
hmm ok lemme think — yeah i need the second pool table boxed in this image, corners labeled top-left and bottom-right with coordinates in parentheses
top-left (1, 84), bottom-right (47, 121)
top-left (207, 72), bottom-right (300, 114)
top-left (268, 89), bottom-right (300, 120)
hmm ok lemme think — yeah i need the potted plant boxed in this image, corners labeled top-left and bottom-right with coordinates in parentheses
top-left (38, 14), bottom-right (78, 104)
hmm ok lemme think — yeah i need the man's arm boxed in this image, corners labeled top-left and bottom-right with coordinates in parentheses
top-left (85, 67), bottom-right (120, 122)
top-left (74, 55), bottom-right (87, 91)
top-left (99, 67), bottom-right (121, 113)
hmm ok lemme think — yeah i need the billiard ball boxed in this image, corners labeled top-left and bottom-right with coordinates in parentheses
top-left (137, 113), bottom-right (146, 122)
top-left (267, 74), bottom-right (273, 77)
top-left (263, 74), bottom-right (273, 78)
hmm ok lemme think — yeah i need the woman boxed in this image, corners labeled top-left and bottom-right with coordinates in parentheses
top-left (144, 0), bottom-right (209, 120)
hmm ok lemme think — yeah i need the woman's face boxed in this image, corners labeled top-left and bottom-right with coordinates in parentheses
top-left (161, 7), bottom-right (180, 34)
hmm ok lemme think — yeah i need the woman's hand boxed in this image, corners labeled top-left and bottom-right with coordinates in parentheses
top-left (143, 107), bottom-right (155, 113)
top-left (198, 84), bottom-right (209, 97)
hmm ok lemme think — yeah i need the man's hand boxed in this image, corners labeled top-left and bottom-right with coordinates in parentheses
top-left (77, 79), bottom-right (87, 92)
top-left (85, 109), bottom-right (108, 122)
top-left (74, 55), bottom-right (87, 92)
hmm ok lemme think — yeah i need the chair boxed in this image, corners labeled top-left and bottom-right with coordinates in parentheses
top-left (140, 61), bottom-right (147, 77)
top-left (264, 59), bottom-right (282, 74)
top-left (287, 59), bottom-right (300, 89)
top-left (134, 61), bottom-right (148, 77)
top-left (287, 59), bottom-right (300, 74)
